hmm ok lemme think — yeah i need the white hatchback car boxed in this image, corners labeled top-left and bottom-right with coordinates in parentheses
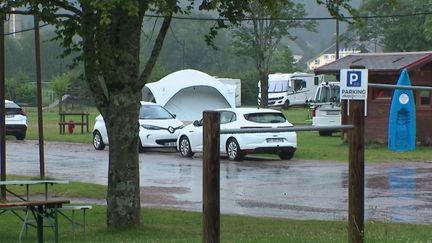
top-left (5, 100), bottom-right (27, 140)
top-left (92, 101), bottom-right (184, 151)
top-left (177, 107), bottom-right (297, 161)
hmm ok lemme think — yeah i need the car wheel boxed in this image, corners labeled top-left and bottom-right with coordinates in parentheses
top-left (139, 140), bottom-right (146, 153)
top-left (226, 138), bottom-right (244, 161)
top-left (278, 150), bottom-right (295, 160)
top-left (15, 132), bottom-right (26, 140)
top-left (93, 131), bottom-right (106, 150)
top-left (319, 130), bottom-right (332, 136)
top-left (179, 136), bottom-right (194, 157)
top-left (282, 100), bottom-right (290, 110)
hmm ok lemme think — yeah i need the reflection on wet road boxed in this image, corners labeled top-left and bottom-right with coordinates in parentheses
top-left (6, 141), bottom-right (432, 224)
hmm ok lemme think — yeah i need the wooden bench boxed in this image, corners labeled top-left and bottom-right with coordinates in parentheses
top-left (0, 200), bottom-right (70, 243)
top-left (59, 111), bottom-right (90, 134)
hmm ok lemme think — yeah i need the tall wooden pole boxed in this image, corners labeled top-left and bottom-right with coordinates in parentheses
top-left (348, 100), bottom-right (365, 243)
top-left (34, 15), bottom-right (45, 178)
top-left (0, 13), bottom-right (6, 199)
top-left (336, 19), bottom-right (339, 60)
top-left (203, 111), bottom-right (220, 243)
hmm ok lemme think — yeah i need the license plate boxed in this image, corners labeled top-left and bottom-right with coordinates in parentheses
top-left (326, 111), bottom-right (339, 115)
top-left (166, 142), bottom-right (177, 146)
top-left (266, 138), bottom-right (284, 143)
top-left (6, 115), bottom-right (13, 118)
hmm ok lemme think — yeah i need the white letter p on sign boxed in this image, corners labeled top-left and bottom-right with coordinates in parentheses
top-left (349, 73), bottom-right (359, 85)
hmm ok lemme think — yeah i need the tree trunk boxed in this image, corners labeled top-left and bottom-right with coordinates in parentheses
top-left (259, 71), bottom-right (269, 108)
top-left (105, 96), bottom-right (142, 228)
top-left (81, 3), bottom-right (144, 229)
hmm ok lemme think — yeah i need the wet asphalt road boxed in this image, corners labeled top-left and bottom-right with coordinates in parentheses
top-left (5, 140), bottom-right (432, 224)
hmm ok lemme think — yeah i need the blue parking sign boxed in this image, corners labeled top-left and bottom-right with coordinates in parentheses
top-left (347, 71), bottom-right (362, 87)
top-left (340, 69), bottom-right (368, 100)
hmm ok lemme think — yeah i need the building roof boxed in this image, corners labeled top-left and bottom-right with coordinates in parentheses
top-left (314, 51), bottom-right (432, 75)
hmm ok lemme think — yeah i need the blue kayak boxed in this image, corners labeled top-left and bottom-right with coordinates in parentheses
top-left (388, 69), bottom-right (416, 151)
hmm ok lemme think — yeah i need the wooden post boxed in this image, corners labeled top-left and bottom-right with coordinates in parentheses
top-left (203, 111), bottom-right (220, 243)
top-left (0, 13), bottom-right (6, 199)
top-left (348, 100), bottom-right (365, 243)
top-left (34, 15), bottom-right (45, 178)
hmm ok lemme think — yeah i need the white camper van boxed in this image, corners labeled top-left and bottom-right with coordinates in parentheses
top-left (258, 72), bottom-right (322, 109)
top-left (311, 82), bottom-right (341, 136)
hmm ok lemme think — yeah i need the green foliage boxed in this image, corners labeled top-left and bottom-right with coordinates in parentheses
top-left (231, 0), bottom-right (315, 68)
top-left (5, 71), bottom-right (36, 105)
top-left (51, 73), bottom-right (71, 98)
top-left (238, 69), bottom-right (260, 106)
top-left (230, 0), bottom-right (317, 108)
top-left (270, 46), bottom-right (299, 73)
top-left (141, 14), bottom-right (254, 77)
top-left (5, 28), bottom-right (73, 82)
top-left (344, 0), bottom-right (432, 51)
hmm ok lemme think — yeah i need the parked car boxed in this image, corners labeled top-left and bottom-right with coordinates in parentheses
top-left (311, 82), bottom-right (341, 136)
top-left (177, 107), bottom-right (297, 161)
top-left (5, 100), bottom-right (27, 140)
top-left (92, 101), bottom-right (184, 151)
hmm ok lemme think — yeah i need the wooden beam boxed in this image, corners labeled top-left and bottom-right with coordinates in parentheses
top-left (202, 111), bottom-right (220, 243)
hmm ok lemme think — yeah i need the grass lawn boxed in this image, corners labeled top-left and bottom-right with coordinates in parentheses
top-left (0, 181), bottom-right (431, 242)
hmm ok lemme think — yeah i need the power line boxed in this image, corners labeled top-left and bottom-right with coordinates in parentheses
top-left (3, 10), bottom-right (432, 36)
top-left (3, 23), bottom-right (49, 36)
top-left (147, 11), bottom-right (432, 21)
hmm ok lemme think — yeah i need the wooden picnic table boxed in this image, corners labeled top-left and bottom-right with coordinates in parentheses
top-left (0, 180), bottom-right (70, 243)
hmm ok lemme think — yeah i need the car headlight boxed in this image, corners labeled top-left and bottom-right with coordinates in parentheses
top-left (141, 124), bottom-right (162, 130)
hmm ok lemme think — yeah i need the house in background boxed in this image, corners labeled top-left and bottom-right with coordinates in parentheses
top-left (308, 47), bottom-right (360, 70)
top-left (314, 51), bottom-right (432, 144)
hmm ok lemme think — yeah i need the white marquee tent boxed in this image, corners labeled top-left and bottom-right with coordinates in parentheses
top-left (142, 69), bottom-right (236, 122)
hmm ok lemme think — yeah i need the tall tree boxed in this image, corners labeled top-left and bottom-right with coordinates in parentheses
top-left (1, 0), bottom-right (353, 230)
top-left (231, 0), bottom-right (315, 108)
top-left (51, 73), bottom-right (70, 112)
top-left (344, 0), bottom-right (432, 52)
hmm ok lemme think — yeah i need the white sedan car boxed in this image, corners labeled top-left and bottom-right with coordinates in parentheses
top-left (93, 101), bottom-right (184, 151)
top-left (177, 107), bottom-right (297, 161)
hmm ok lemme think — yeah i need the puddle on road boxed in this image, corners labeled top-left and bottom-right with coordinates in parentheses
top-left (140, 159), bottom-right (432, 224)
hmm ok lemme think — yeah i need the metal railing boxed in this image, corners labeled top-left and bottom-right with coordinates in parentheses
top-left (220, 125), bottom-right (354, 134)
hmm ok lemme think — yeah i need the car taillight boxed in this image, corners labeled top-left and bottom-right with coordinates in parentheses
top-left (311, 107), bottom-right (316, 117)
top-left (18, 110), bottom-right (27, 116)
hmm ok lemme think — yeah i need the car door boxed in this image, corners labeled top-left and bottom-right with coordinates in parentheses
top-left (219, 111), bottom-right (237, 152)
top-left (188, 119), bottom-right (204, 151)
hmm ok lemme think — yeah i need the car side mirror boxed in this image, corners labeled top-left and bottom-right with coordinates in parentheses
top-left (193, 120), bottom-right (200, 126)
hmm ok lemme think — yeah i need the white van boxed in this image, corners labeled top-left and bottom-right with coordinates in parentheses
top-left (258, 72), bottom-right (322, 109)
top-left (311, 82), bottom-right (341, 136)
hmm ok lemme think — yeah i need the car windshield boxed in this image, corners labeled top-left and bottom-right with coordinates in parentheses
top-left (139, 105), bottom-right (174, 119)
top-left (316, 85), bottom-right (340, 103)
top-left (244, 112), bottom-right (286, 123)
